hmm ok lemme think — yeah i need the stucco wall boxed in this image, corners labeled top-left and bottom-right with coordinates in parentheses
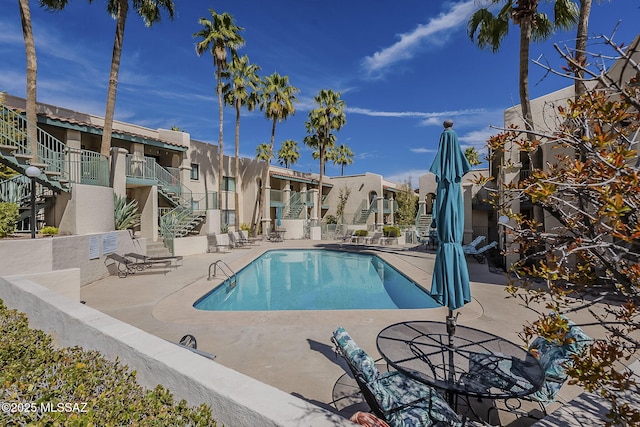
top-left (0, 276), bottom-right (352, 427)
top-left (0, 231), bottom-right (143, 286)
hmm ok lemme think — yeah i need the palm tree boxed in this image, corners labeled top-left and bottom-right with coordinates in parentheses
top-left (195, 9), bottom-right (245, 206)
top-left (18, 0), bottom-right (37, 163)
top-left (304, 89), bottom-right (346, 221)
top-left (223, 54), bottom-right (260, 225)
top-left (468, 0), bottom-right (578, 139)
top-left (256, 143), bottom-right (273, 162)
top-left (330, 144), bottom-right (354, 176)
top-left (468, 0), bottom-right (578, 228)
top-left (277, 139), bottom-right (300, 169)
top-left (102, 0), bottom-right (175, 158)
top-left (464, 147), bottom-right (482, 166)
top-left (256, 73), bottom-right (298, 234)
top-left (309, 133), bottom-right (336, 174)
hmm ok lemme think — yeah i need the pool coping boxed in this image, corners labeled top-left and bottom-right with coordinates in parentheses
top-left (152, 243), bottom-right (483, 326)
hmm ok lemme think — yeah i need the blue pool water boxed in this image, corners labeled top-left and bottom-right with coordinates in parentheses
top-left (194, 249), bottom-right (439, 311)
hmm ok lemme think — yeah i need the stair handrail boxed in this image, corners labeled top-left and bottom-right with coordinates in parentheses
top-left (0, 175), bottom-right (31, 203)
top-left (283, 191), bottom-right (304, 219)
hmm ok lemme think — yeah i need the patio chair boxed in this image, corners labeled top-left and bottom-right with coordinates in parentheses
top-left (331, 327), bottom-right (463, 427)
top-left (485, 318), bottom-right (592, 421)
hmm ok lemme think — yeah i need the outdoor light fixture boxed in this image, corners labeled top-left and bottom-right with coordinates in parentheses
top-left (25, 166), bottom-right (41, 239)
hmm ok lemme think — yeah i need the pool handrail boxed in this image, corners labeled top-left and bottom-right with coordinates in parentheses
top-left (208, 260), bottom-right (236, 290)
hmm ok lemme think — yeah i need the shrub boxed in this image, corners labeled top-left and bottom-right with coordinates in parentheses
top-left (39, 226), bottom-right (59, 236)
top-left (0, 299), bottom-right (217, 426)
top-left (114, 194), bottom-right (141, 231)
top-left (324, 214), bottom-right (337, 225)
top-left (354, 229), bottom-right (368, 237)
top-left (383, 226), bottom-right (400, 237)
top-left (0, 202), bottom-right (19, 238)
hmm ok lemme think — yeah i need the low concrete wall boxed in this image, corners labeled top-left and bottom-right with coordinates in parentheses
top-left (0, 231), bottom-right (144, 286)
top-left (0, 275), bottom-right (351, 427)
top-left (173, 235), bottom-right (209, 256)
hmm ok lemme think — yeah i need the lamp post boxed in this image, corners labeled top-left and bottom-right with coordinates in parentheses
top-left (25, 166), bottom-right (41, 239)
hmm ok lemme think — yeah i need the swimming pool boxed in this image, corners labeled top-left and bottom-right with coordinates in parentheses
top-left (194, 249), bottom-right (439, 311)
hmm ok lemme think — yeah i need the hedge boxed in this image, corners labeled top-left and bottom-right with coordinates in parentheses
top-left (0, 299), bottom-right (217, 426)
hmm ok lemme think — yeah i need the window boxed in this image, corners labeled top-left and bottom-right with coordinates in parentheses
top-left (222, 176), bottom-right (235, 191)
top-left (222, 210), bottom-right (236, 226)
top-left (190, 163), bottom-right (199, 180)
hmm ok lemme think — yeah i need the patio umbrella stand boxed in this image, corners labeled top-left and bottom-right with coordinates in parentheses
top-left (429, 120), bottom-right (472, 405)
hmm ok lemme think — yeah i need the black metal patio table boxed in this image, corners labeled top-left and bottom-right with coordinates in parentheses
top-left (376, 321), bottom-right (545, 410)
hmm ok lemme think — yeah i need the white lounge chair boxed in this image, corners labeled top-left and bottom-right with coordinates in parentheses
top-left (463, 236), bottom-right (497, 263)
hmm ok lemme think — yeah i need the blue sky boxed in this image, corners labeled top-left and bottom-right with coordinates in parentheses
top-left (1, 1), bottom-right (639, 184)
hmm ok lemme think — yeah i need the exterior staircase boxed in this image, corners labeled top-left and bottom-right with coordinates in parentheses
top-left (353, 197), bottom-right (377, 224)
top-left (1, 103), bottom-right (109, 234)
top-left (283, 192), bottom-right (305, 219)
top-left (125, 154), bottom-right (206, 253)
top-left (415, 213), bottom-right (433, 237)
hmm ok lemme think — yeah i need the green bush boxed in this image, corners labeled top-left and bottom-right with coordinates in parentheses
top-left (383, 226), bottom-right (401, 237)
top-left (0, 202), bottom-right (19, 238)
top-left (354, 229), bottom-right (368, 237)
top-left (324, 214), bottom-right (337, 225)
top-left (0, 299), bottom-right (217, 426)
top-left (39, 226), bottom-right (59, 236)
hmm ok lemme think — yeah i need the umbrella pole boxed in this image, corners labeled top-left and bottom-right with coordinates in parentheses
top-left (446, 308), bottom-right (457, 407)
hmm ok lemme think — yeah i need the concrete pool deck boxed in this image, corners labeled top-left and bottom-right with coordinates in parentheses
top-left (80, 239), bottom-right (606, 425)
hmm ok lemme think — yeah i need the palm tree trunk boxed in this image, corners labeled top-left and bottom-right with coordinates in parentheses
top-left (258, 119), bottom-right (276, 236)
top-left (101, 0), bottom-right (128, 159)
top-left (574, 0), bottom-right (592, 99)
top-left (217, 67), bottom-right (224, 208)
top-left (18, 0), bottom-right (38, 164)
top-left (234, 100), bottom-right (241, 228)
top-left (518, 16), bottom-right (545, 230)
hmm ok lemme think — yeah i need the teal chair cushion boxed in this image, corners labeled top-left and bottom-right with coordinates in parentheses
top-left (528, 322), bottom-right (592, 403)
top-left (333, 327), bottom-right (379, 382)
top-left (369, 371), bottom-right (462, 427)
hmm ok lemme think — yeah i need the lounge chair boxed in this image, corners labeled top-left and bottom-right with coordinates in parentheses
top-left (104, 253), bottom-right (170, 278)
top-left (462, 239), bottom-right (497, 263)
top-left (238, 230), bottom-right (262, 245)
top-left (364, 231), bottom-right (383, 245)
top-left (331, 327), bottom-right (463, 427)
top-left (124, 252), bottom-right (183, 268)
top-left (212, 233), bottom-right (232, 252)
top-left (338, 229), bottom-right (356, 243)
top-left (228, 231), bottom-right (250, 248)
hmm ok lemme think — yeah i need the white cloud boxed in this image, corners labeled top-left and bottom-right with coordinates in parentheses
top-left (348, 106), bottom-right (486, 120)
top-left (385, 169), bottom-right (430, 185)
top-left (362, 1), bottom-right (476, 76)
top-left (410, 147), bottom-right (437, 154)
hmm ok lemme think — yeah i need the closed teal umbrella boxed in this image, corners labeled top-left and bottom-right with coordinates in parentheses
top-left (429, 120), bottom-right (471, 311)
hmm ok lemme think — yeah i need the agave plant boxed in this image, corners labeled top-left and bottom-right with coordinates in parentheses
top-left (114, 194), bottom-right (141, 231)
